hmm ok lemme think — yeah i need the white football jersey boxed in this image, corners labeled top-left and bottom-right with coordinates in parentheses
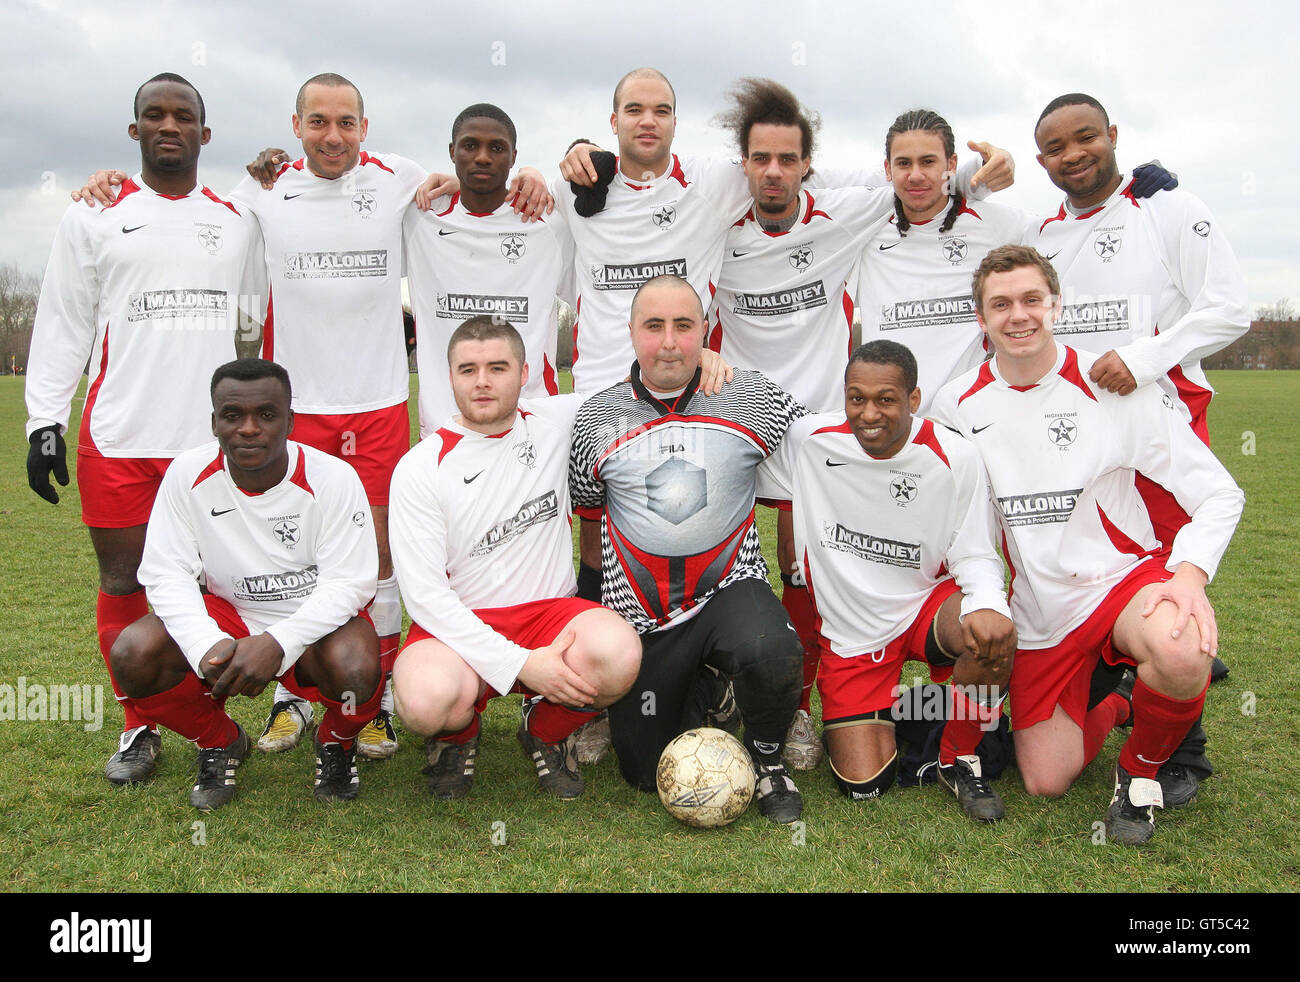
top-left (139, 441), bottom-right (378, 675)
top-left (403, 192), bottom-right (575, 435)
top-left (855, 199), bottom-right (1035, 413)
top-left (26, 176), bottom-right (265, 457)
top-left (552, 154), bottom-right (752, 394)
top-left (231, 151), bottom-right (426, 414)
top-left (930, 344), bottom-right (1244, 648)
top-left (388, 395), bottom-right (583, 695)
top-left (1027, 174), bottom-right (1249, 416)
top-left (712, 187), bottom-right (895, 411)
top-left (758, 413), bottom-right (1009, 655)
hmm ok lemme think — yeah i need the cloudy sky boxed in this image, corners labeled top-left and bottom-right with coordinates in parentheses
top-left (4, 0), bottom-right (1297, 311)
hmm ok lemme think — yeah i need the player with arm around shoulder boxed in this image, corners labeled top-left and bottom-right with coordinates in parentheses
top-left (758, 340), bottom-right (1016, 820)
top-left (929, 245), bottom-right (1244, 845)
top-left (388, 317), bottom-right (641, 800)
top-left (109, 359), bottom-right (383, 810)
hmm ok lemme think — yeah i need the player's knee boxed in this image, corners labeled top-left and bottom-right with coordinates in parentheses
top-left (1020, 764), bottom-right (1074, 798)
top-left (828, 748), bottom-right (898, 800)
top-left (1143, 628), bottom-right (1210, 686)
top-left (393, 672), bottom-right (475, 736)
top-left (596, 625), bottom-right (642, 699)
top-left (733, 628), bottom-right (802, 695)
top-left (109, 621), bottom-right (164, 696)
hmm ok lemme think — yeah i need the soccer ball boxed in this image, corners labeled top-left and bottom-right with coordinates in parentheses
top-left (656, 727), bottom-right (756, 828)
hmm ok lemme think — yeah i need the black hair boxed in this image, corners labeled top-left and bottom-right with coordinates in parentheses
top-left (846, 340), bottom-right (918, 394)
top-left (885, 108), bottom-right (962, 237)
top-left (451, 103), bottom-right (517, 148)
top-left (715, 77), bottom-right (819, 158)
top-left (133, 72), bottom-right (206, 125)
top-left (211, 358), bottom-right (291, 402)
top-left (1035, 92), bottom-right (1109, 133)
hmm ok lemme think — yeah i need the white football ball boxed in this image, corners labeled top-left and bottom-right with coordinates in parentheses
top-left (656, 727), bottom-right (756, 828)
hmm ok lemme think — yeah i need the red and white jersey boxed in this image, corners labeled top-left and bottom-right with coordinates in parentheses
top-left (26, 176), bottom-right (264, 457)
top-left (230, 151), bottom-right (426, 414)
top-left (758, 413), bottom-right (1009, 655)
top-left (1027, 175), bottom-right (1249, 416)
top-left (403, 192), bottom-right (575, 435)
top-left (855, 199), bottom-right (1035, 413)
top-left (930, 344), bottom-right (1244, 648)
top-left (138, 441), bottom-right (378, 675)
top-left (553, 154), bottom-right (753, 394)
top-left (712, 187), bottom-right (894, 411)
top-left (388, 395), bottom-right (583, 695)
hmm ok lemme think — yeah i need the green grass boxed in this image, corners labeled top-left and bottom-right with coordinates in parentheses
top-left (1, 372), bottom-right (1296, 892)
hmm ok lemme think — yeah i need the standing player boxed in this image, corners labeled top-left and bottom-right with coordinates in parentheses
top-left (388, 317), bottom-right (641, 800)
top-left (569, 275), bottom-right (807, 823)
top-left (25, 74), bottom-right (264, 787)
top-left (110, 359), bottom-right (382, 808)
top-left (930, 246), bottom-right (1244, 844)
top-left (404, 104), bottom-right (574, 436)
top-left (758, 340), bottom-right (1016, 820)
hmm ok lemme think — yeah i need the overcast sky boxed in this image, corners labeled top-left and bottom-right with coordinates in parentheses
top-left (4, 0), bottom-right (1297, 311)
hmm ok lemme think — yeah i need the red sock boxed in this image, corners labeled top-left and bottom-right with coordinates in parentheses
top-left (939, 686), bottom-right (1000, 764)
top-left (528, 702), bottom-right (595, 744)
top-left (97, 590), bottom-right (150, 731)
top-left (318, 677), bottom-right (384, 748)
top-left (438, 713), bottom-right (480, 744)
top-left (781, 584), bottom-right (819, 714)
top-left (129, 673), bottom-right (238, 748)
top-left (379, 634), bottom-right (401, 676)
top-left (1083, 693), bottom-right (1131, 766)
top-left (1119, 675), bottom-right (1208, 779)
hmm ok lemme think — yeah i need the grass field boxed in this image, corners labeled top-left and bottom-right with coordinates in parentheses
top-left (1, 372), bottom-right (1296, 893)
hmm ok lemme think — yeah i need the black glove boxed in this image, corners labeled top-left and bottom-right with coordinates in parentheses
top-left (570, 149), bottom-right (618, 218)
top-left (1131, 159), bottom-right (1178, 199)
top-left (27, 424), bottom-right (69, 504)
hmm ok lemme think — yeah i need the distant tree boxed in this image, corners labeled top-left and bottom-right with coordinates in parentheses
top-left (0, 263), bottom-right (41, 374)
top-left (1255, 298), bottom-right (1295, 323)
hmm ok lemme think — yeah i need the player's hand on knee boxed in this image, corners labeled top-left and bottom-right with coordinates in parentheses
top-left (1141, 564), bottom-right (1217, 656)
top-left (200, 638), bottom-right (238, 689)
top-left (246, 148), bottom-right (290, 189)
top-left (72, 169), bottom-right (127, 207)
top-left (509, 167), bottom-right (554, 221)
top-left (559, 141), bottom-right (603, 185)
top-left (518, 630), bottom-right (599, 707)
top-left (1087, 350), bottom-right (1137, 395)
top-left (966, 140), bottom-right (1015, 193)
top-left (26, 425), bottom-right (69, 504)
top-left (208, 634), bottom-right (283, 699)
top-left (961, 609), bottom-right (1017, 672)
top-left (698, 348), bottom-right (734, 395)
top-left (415, 172), bottom-right (459, 211)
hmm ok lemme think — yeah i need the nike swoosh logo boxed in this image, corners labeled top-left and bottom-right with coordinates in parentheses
top-left (283, 193), bottom-right (302, 200)
top-left (1043, 251), bottom-right (1060, 261)
top-left (439, 229), bottom-right (459, 236)
top-left (122, 225), bottom-right (147, 234)
top-left (463, 470), bottom-right (484, 483)
top-left (731, 249), bottom-right (749, 257)
top-left (1135, 753), bottom-right (1169, 765)
top-left (825, 459), bottom-right (848, 467)
top-left (878, 242), bottom-right (899, 250)
top-left (972, 424), bottom-right (994, 434)
top-left (210, 507), bottom-right (237, 516)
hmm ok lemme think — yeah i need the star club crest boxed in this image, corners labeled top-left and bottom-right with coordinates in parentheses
top-left (1048, 418), bottom-right (1077, 446)
top-left (351, 191), bottom-right (377, 216)
top-left (272, 519), bottom-right (300, 545)
top-left (941, 238), bottom-right (968, 264)
top-left (500, 234), bottom-right (526, 260)
top-left (788, 245), bottom-right (813, 270)
top-left (652, 205), bottom-right (676, 228)
top-left (516, 441), bottom-right (537, 468)
top-left (889, 475), bottom-right (917, 503)
top-left (1094, 231), bottom-right (1122, 258)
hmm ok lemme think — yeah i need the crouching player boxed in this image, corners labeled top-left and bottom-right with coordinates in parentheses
top-left (388, 317), bottom-right (642, 800)
top-left (110, 359), bottom-right (382, 810)
top-left (759, 340), bottom-right (1016, 820)
top-left (931, 245), bottom-right (1244, 844)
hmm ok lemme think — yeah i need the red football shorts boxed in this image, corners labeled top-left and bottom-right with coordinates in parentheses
top-left (199, 593), bottom-right (373, 703)
top-left (76, 446), bottom-right (172, 528)
top-left (291, 402), bottom-right (409, 506)
top-left (401, 595), bottom-right (601, 711)
top-left (818, 578), bottom-right (960, 724)
top-left (1009, 556), bottom-right (1172, 732)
